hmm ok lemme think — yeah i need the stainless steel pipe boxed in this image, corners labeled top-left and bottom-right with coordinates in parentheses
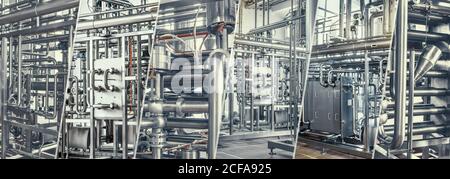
top-left (391, 0), bottom-right (408, 149)
top-left (0, 0), bottom-right (79, 25)
top-left (77, 13), bottom-right (156, 31)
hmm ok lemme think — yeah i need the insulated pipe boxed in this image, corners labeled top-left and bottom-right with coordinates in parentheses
top-left (391, 0), bottom-right (408, 149)
top-left (0, 0), bottom-right (79, 25)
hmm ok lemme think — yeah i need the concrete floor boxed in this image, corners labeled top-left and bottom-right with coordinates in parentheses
top-left (295, 142), bottom-right (363, 159)
top-left (217, 137), bottom-right (293, 159)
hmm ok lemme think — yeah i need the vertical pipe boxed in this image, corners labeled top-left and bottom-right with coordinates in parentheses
top-left (268, 0), bottom-right (271, 37)
top-left (152, 128), bottom-right (162, 159)
top-left (407, 51), bottom-right (415, 159)
top-left (18, 35), bottom-right (23, 105)
top-left (363, 1), bottom-right (369, 38)
top-left (255, 0), bottom-right (258, 29)
top-left (8, 36), bottom-right (13, 94)
top-left (391, 0), bottom-right (407, 149)
top-left (383, 0), bottom-right (390, 34)
top-left (293, 0), bottom-right (317, 158)
top-left (363, 53), bottom-right (370, 151)
top-left (271, 54), bottom-right (275, 131)
top-left (229, 81), bottom-right (233, 135)
top-left (55, 18), bottom-right (76, 158)
top-left (122, 37), bottom-right (128, 159)
top-left (88, 40), bottom-right (95, 159)
top-left (1, 37), bottom-right (8, 158)
top-left (238, 1), bottom-right (243, 34)
top-left (346, 0), bottom-right (352, 39)
top-left (62, 22), bottom-right (75, 157)
top-left (136, 36), bottom-right (142, 149)
top-left (339, 0), bottom-right (345, 37)
top-left (289, 0), bottom-right (294, 132)
top-left (250, 53), bottom-right (254, 132)
top-left (205, 0), bottom-right (230, 156)
top-left (262, 0), bottom-right (266, 27)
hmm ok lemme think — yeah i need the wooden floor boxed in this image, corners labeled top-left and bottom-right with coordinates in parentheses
top-left (295, 142), bottom-right (363, 159)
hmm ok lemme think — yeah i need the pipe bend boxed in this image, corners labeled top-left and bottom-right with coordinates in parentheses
top-left (319, 64), bottom-right (328, 87)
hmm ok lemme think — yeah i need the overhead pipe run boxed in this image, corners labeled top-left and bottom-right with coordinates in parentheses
top-left (0, 20), bottom-right (76, 38)
top-left (0, 0), bottom-right (79, 25)
top-left (77, 13), bottom-right (157, 31)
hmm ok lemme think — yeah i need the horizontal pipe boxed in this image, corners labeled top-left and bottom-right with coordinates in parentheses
top-left (312, 52), bottom-right (388, 63)
top-left (0, 0), bottom-right (79, 25)
top-left (385, 89), bottom-right (450, 96)
top-left (0, 20), bottom-right (76, 38)
top-left (145, 100), bottom-right (209, 114)
top-left (163, 101), bottom-right (209, 113)
top-left (21, 35), bottom-right (70, 44)
top-left (409, 12), bottom-right (446, 24)
top-left (387, 107), bottom-right (450, 117)
top-left (312, 38), bottom-right (391, 55)
top-left (0, 1), bottom-right (31, 11)
top-left (77, 13), bottom-right (156, 31)
top-left (234, 38), bottom-right (306, 53)
top-left (166, 118), bottom-right (208, 129)
top-left (248, 16), bottom-right (303, 34)
top-left (413, 3), bottom-right (450, 16)
top-left (385, 125), bottom-right (450, 136)
top-left (408, 31), bottom-right (450, 42)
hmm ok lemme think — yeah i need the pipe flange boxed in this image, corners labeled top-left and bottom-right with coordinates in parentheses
top-left (149, 133), bottom-right (166, 148)
top-left (176, 97), bottom-right (184, 115)
top-left (207, 21), bottom-right (235, 36)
